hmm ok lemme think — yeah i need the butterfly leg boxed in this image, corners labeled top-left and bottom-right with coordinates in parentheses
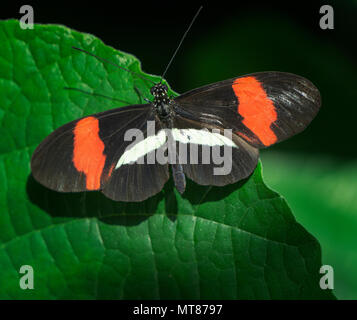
top-left (171, 163), bottom-right (186, 194)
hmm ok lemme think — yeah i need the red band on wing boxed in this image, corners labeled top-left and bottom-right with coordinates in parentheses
top-left (232, 76), bottom-right (277, 146)
top-left (73, 117), bottom-right (106, 190)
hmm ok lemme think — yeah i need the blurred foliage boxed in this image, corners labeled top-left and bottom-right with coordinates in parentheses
top-left (261, 152), bottom-right (357, 299)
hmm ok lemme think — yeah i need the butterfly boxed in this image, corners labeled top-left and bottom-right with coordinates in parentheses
top-left (31, 69), bottom-right (320, 202)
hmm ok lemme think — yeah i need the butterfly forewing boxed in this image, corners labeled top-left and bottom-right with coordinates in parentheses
top-left (174, 71), bottom-right (321, 148)
top-left (31, 104), bottom-right (154, 193)
top-left (101, 114), bottom-right (170, 202)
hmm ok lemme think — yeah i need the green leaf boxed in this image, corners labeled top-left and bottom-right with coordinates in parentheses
top-left (0, 19), bottom-right (334, 299)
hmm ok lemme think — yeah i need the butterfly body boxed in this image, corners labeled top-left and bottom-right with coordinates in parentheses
top-left (151, 83), bottom-right (172, 120)
top-left (151, 83), bottom-right (187, 193)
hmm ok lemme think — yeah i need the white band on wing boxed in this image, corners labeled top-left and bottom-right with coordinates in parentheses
top-left (115, 128), bottom-right (237, 169)
top-left (115, 130), bottom-right (167, 169)
top-left (171, 128), bottom-right (236, 147)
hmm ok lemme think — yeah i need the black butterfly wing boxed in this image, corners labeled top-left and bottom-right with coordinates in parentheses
top-left (31, 104), bottom-right (169, 202)
top-left (170, 115), bottom-right (259, 187)
top-left (101, 114), bottom-right (170, 202)
top-left (174, 71), bottom-right (321, 148)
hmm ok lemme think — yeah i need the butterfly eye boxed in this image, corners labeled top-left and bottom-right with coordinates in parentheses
top-left (162, 84), bottom-right (168, 92)
top-left (150, 87), bottom-right (155, 95)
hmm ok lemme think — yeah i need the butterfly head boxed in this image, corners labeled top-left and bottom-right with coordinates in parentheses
top-left (150, 83), bottom-right (168, 98)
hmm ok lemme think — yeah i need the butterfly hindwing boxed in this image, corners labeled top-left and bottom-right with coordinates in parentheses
top-left (170, 115), bottom-right (259, 186)
top-left (174, 71), bottom-right (321, 148)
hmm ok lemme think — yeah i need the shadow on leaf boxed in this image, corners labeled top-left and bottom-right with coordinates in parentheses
top-left (26, 174), bottom-right (161, 226)
top-left (26, 171), bottom-right (249, 226)
top-left (182, 176), bottom-right (249, 205)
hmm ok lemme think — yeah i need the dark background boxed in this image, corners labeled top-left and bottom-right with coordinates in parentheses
top-left (2, 0), bottom-right (357, 299)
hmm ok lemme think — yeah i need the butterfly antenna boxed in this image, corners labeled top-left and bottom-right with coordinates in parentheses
top-left (64, 87), bottom-right (131, 104)
top-left (160, 6), bottom-right (203, 83)
top-left (71, 46), bottom-right (156, 85)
